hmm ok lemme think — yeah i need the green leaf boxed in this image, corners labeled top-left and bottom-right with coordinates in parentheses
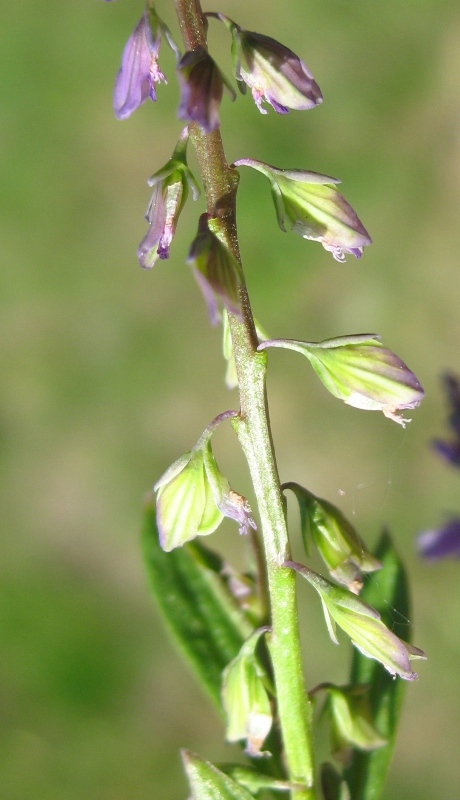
top-left (182, 751), bottom-right (256, 800)
top-left (142, 498), bottom-right (253, 710)
top-left (343, 531), bottom-right (411, 800)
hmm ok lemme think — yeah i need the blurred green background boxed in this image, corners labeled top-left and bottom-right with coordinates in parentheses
top-left (2, 0), bottom-right (460, 798)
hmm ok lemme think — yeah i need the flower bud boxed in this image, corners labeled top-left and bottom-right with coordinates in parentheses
top-left (155, 416), bottom-right (255, 551)
top-left (208, 14), bottom-right (322, 114)
top-left (259, 334), bottom-right (424, 427)
top-left (284, 483), bottom-right (381, 592)
top-left (222, 628), bottom-right (272, 757)
top-left (187, 215), bottom-right (243, 324)
top-left (285, 561), bottom-right (426, 680)
top-left (113, 10), bottom-right (167, 120)
top-left (137, 129), bottom-right (199, 269)
top-left (317, 684), bottom-right (386, 762)
top-left (233, 159), bottom-right (371, 262)
top-left (177, 48), bottom-right (236, 133)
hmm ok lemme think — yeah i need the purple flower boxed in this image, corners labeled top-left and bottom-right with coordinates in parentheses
top-left (113, 12), bottom-right (166, 120)
top-left (206, 13), bottom-right (322, 114)
top-left (177, 48), bottom-right (235, 133)
top-left (417, 518), bottom-right (460, 561)
top-left (432, 373), bottom-right (460, 467)
top-left (137, 130), bottom-right (199, 269)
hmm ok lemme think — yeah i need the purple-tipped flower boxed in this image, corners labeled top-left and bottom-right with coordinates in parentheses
top-left (187, 214), bottom-right (243, 323)
top-left (259, 334), bottom-right (424, 427)
top-left (417, 518), bottom-right (460, 561)
top-left (137, 130), bottom-right (199, 269)
top-left (113, 11), bottom-right (166, 120)
top-left (233, 159), bottom-right (371, 262)
top-left (208, 14), bottom-right (322, 115)
top-left (177, 47), bottom-right (236, 133)
top-left (286, 560), bottom-right (426, 680)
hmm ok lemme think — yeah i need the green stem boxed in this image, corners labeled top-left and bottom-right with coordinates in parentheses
top-left (173, 1), bottom-right (316, 796)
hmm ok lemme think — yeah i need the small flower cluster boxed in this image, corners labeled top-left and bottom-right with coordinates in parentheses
top-left (417, 373), bottom-right (460, 560)
top-left (108, 3), bottom-right (373, 298)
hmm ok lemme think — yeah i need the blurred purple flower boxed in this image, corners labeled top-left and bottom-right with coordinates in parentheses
top-left (113, 12), bottom-right (166, 120)
top-left (432, 373), bottom-right (460, 467)
top-left (417, 518), bottom-right (460, 561)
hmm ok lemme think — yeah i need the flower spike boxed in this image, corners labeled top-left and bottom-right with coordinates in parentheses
top-left (206, 13), bottom-right (322, 114)
top-left (233, 159), bottom-right (371, 261)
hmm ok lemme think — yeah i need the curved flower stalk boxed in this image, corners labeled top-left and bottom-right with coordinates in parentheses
top-left (206, 13), bottom-right (322, 114)
top-left (137, 128), bottom-right (200, 269)
top-left (177, 48), bottom-right (236, 133)
top-left (259, 334), bottom-right (424, 426)
top-left (285, 561), bottom-right (426, 680)
top-left (233, 159), bottom-right (371, 261)
top-left (113, 9), bottom-right (167, 120)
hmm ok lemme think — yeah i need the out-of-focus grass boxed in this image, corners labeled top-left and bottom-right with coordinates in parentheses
top-left (1, 1), bottom-right (460, 798)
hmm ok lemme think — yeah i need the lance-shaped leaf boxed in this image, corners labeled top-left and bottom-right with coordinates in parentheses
top-left (284, 482), bottom-right (381, 592)
top-left (232, 159), bottom-right (371, 262)
top-left (259, 334), bottom-right (424, 427)
top-left (182, 751), bottom-right (255, 800)
top-left (285, 560), bottom-right (426, 680)
top-left (143, 501), bottom-right (253, 709)
top-left (344, 532), bottom-right (422, 800)
top-left (222, 627), bottom-right (273, 757)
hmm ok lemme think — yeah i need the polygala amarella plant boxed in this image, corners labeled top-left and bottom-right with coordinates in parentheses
top-left (105, 2), bottom-right (426, 799)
